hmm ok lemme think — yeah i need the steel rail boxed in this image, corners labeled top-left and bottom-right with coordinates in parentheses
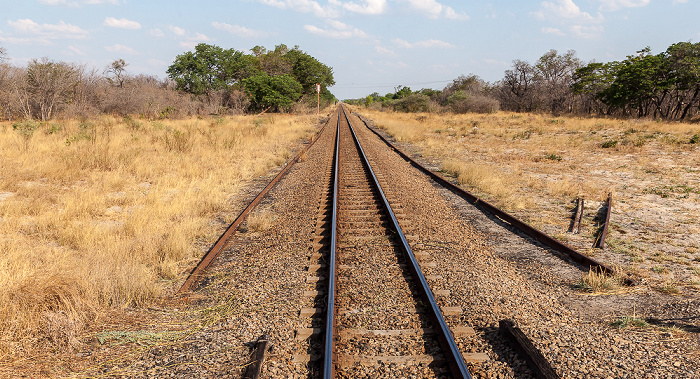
top-left (355, 114), bottom-right (635, 286)
top-left (340, 106), bottom-right (472, 378)
top-left (322, 112), bottom-right (340, 378)
top-left (177, 117), bottom-right (332, 294)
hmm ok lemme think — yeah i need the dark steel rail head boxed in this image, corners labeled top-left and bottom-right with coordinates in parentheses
top-left (177, 116), bottom-right (333, 295)
top-left (322, 111), bottom-right (340, 378)
top-left (354, 113), bottom-right (636, 287)
top-left (339, 106), bottom-right (472, 379)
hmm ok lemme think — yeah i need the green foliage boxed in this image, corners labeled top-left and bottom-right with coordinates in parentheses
top-left (545, 153), bottom-right (562, 161)
top-left (242, 72), bottom-right (303, 112)
top-left (611, 316), bottom-right (648, 328)
top-left (12, 119), bottom-right (40, 138)
top-left (167, 43), bottom-right (255, 95)
top-left (690, 134), bottom-right (700, 144)
top-left (65, 121), bottom-right (97, 146)
top-left (13, 120), bottom-right (40, 150)
top-left (393, 94), bottom-right (431, 113)
top-left (573, 42), bottom-right (700, 120)
top-left (601, 140), bottom-right (618, 148)
top-left (284, 48), bottom-right (335, 95)
top-left (167, 43), bottom-right (334, 113)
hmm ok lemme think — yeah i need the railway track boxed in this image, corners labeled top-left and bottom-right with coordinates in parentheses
top-left (296, 106), bottom-right (479, 378)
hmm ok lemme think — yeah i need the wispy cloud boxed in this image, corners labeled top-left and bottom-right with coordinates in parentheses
top-left (542, 27), bottom-right (566, 36)
top-left (304, 20), bottom-right (368, 38)
top-left (375, 45), bottom-right (396, 56)
top-left (533, 0), bottom-right (604, 38)
top-left (329, 0), bottom-right (387, 15)
top-left (258, 0), bottom-right (340, 18)
top-left (39, 0), bottom-right (120, 6)
top-left (392, 38), bottom-right (455, 49)
top-left (6, 19), bottom-right (89, 44)
top-left (397, 0), bottom-right (469, 20)
top-left (212, 22), bottom-right (268, 38)
top-left (598, 0), bottom-right (650, 11)
top-left (105, 44), bottom-right (137, 55)
top-left (149, 28), bottom-right (165, 38)
top-left (169, 25), bottom-right (186, 36)
top-left (103, 17), bottom-right (141, 30)
top-left (67, 45), bottom-right (86, 56)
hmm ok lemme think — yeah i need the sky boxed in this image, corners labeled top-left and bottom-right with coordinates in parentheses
top-left (1, 0), bottom-right (698, 99)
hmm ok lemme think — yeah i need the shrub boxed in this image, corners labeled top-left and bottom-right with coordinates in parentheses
top-left (393, 94), bottom-right (432, 113)
top-left (601, 139), bottom-right (618, 148)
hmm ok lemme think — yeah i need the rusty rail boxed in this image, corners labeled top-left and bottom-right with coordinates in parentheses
top-left (357, 115), bottom-right (634, 285)
top-left (177, 117), bottom-right (332, 294)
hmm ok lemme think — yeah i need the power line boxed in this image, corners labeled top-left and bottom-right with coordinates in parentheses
top-left (333, 79), bottom-right (453, 89)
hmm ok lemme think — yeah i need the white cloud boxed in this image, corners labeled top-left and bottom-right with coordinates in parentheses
top-left (169, 25), bottom-right (186, 36)
top-left (212, 22), bottom-right (268, 38)
top-left (392, 38), bottom-right (455, 49)
top-left (330, 0), bottom-right (387, 15)
top-left (105, 44), bottom-right (137, 55)
top-left (673, 0), bottom-right (688, 3)
top-left (397, 0), bottom-right (469, 20)
top-left (7, 19), bottom-right (89, 43)
top-left (39, 0), bottom-right (120, 6)
top-left (149, 28), bottom-right (165, 38)
top-left (534, 0), bottom-right (601, 22)
top-left (598, 0), bottom-right (650, 11)
top-left (67, 45), bottom-right (86, 56)
top-left (571, 24), bottom-right (604, 38)
top-left (103, 17), bottom-right (141, 30)
top-left (375, 45), bottom-right (396, 56)
top-left (258, 0), bottom-right (340, 18)
top-left (533, 0), bottom-right (604, 38)
top-left (542, 27), bottom-right (566, 36)
top-left (304, 20), bottom-right (368, 38)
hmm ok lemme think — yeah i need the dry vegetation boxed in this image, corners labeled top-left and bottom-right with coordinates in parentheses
top-left (355, 107), bottom-right (700, 293)
top-left (0, 113), bottom-right (318, 354)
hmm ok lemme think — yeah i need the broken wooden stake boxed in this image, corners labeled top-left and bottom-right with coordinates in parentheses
top-left (242, 334), bottom-right (271, 379)
top-left (594, 193), bottom-right (612, 249)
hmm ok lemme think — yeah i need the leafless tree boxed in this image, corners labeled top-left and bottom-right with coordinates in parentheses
top-left (105, 59), bottom-right (128, 88)
top-left (26, 58), bottom-right (80, 121)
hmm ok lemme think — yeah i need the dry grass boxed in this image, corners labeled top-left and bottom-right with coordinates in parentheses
top-left (0, 114), bottom-right (317, 352)
top-left (354, 107), bottom-right (700, 286)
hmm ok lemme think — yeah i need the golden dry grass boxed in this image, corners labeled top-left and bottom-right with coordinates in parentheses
top-left (0, 114), bottom-right (317, 351)
top-left (355, 107), bottom-right (700, 288)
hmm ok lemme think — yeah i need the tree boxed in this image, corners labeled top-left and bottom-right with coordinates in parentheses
top-left (534, 49), bottom-right (582, 114)
top-left (26, 58), bottom-right (80, 121)
top-left (284, 47), bottom-right (335, 95)
top-left (498, 59), bottom-right (537, 112)
top-left (242, 72), bottom-right (302, 112)
top-left (105, 59), bottom-right (128, 87)
top-left (166, 43), bottom-right (256, 95)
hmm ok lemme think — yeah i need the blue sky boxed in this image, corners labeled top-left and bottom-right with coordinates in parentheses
top-left (1, 0), bottom-right (698, 99)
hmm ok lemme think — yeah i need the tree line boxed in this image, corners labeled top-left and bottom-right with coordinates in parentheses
top-left (0, 43), bottom-right (335, 121)
top-left (350, 41), bottom-right (700, 122)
